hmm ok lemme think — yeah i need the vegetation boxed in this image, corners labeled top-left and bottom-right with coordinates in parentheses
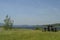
top-left (0, 29), bottom-right (60, 40)
top-left (34, 25), bottom-right (42, 30)
top-left (35, 27), bottom-right (42, 30)
top-left (3, 15), bottom-right (14, 30)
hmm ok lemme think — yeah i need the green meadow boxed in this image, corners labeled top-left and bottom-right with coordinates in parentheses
top-left (0, 29), bottom-right (60, 40)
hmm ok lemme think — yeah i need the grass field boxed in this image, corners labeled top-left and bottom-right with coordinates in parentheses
top-left (0, 29), bottom-right (60, 40)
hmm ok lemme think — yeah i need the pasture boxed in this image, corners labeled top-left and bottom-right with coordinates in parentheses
top-left (0, 29), bottom-right (60, 40)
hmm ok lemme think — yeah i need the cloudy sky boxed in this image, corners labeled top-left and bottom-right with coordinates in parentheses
top-left (0, 0), bottom-right (60, 25)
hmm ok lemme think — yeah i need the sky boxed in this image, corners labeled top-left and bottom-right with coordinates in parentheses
top-left (0, 0), bottom-right (60, 25)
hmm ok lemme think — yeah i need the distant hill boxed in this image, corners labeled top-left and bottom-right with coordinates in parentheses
top-left (51, 23), bottom-right (60, 26)
top-left (0, 23), bottom-right (60, 29)
top-left (42, 23), bottom-right (60, 26)
top-left (13, 25), bottom-right (37, 29)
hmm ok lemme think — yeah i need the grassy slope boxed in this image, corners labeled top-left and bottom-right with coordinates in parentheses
top-left (0, 29), bottom-right (60, 40)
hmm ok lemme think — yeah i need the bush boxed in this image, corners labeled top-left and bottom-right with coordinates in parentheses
top-left (35, 27), bottom-right (41, 30)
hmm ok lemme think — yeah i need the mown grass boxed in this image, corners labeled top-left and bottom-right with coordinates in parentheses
top-left (0, 29), bottom-right (60, 40)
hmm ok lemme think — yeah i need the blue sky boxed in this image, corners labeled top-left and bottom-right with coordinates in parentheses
top-left (0, 0), bottom-right (60, 25)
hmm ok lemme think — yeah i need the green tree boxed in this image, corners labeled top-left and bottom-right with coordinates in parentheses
top-left (34, 25), bottom-right (42, 30)
top-left (3, 15), bottom-right (14, 30)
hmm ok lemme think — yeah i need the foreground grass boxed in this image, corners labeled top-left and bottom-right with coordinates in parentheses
top-left (0, 29), bottom-right (60, 40)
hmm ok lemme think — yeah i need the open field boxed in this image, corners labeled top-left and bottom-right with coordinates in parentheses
top-left (0, 29), bottom-right (60, 40)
